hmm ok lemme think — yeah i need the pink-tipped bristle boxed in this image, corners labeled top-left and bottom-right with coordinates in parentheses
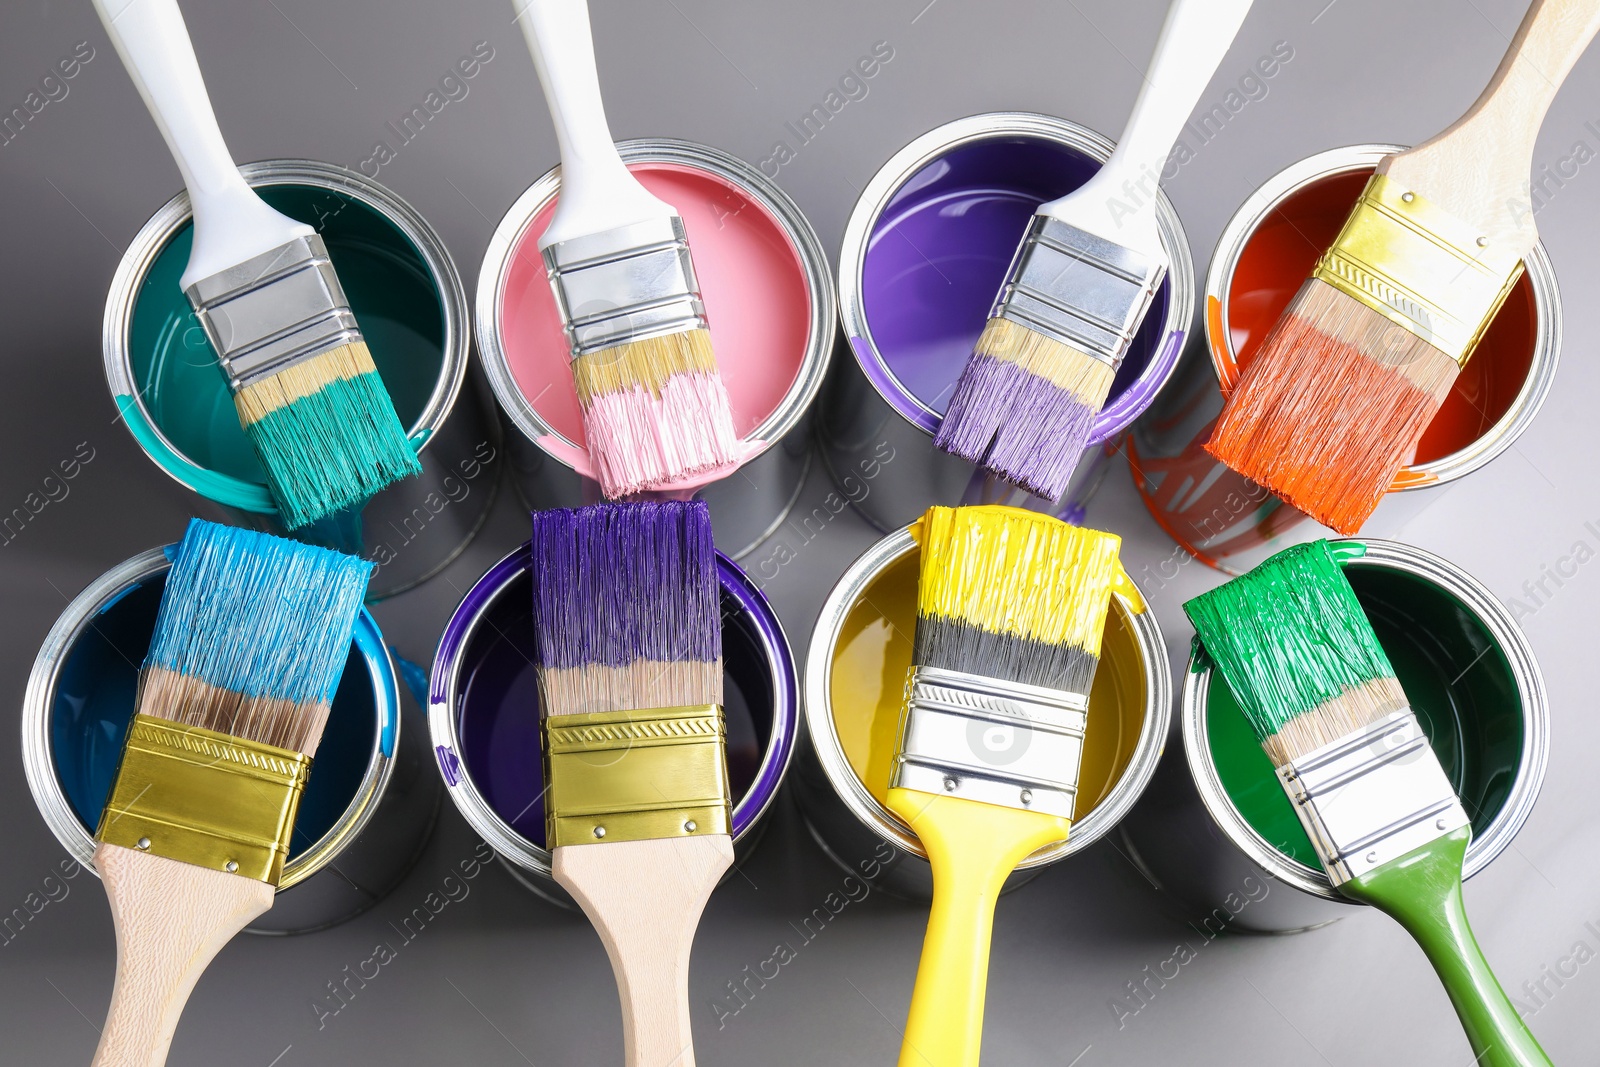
top-left (583, 371), bottom-right (739, 498)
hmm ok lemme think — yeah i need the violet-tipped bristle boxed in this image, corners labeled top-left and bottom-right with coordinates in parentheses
top-left (530, 500), bottom-right (722, 716)
top-left (138, 518), bottom-right (373, 756)
top-left (935, 318), bottom-right (1116, 500)
top-left (573, 330), bottom-right (740, 498)
top-left (1206, 280), bottom-right (1458, 534)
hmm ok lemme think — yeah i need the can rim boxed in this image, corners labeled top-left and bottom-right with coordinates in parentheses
top-left (101, 159), bottom-right (470, 516)
top-left (835, 111), bottom-right (1196, 443)
top-left (474, 138), bottom-right (835, 473)
top-left (20, 546), bottom-right (400, 891)
top-left (1204, 144), bottom-right (1562, 490)
top-left (1181, 536), bottom-right (1549, 902)
top-left (802, 524), bottom-right (1172, 868)
top-left (427, 541), bottom-right (800, 878)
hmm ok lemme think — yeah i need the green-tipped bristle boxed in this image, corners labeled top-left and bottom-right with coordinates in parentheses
top-left (1183, 540), bottom-right (1401, 751)
top-left (912, 505), bottom-right (1122, 693)
top-left (244, 368), bottom-right (420, 530)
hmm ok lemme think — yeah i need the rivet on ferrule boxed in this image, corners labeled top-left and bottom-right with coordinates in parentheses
top-left (94, 715), bottom-right (312, 885)
top-left (544, 704), bottom-right (731, 848)
top-left (1310, 173), bottom-right (1525, 367)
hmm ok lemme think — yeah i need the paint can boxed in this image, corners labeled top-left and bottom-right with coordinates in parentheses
top-left (427, 542), bottom-right (798, 908)
top-left (1118, 538), bottom-right (1547, 933)
top-left (21, 545), bottom-right (439, 935)
top-left (475, 140), bottom-right (834, 560)
top-left (1128, 145), bottom-right (1561, 574)
top-left (794, 523), bottom-right (1171, 901)
top-left (103, 160), bottom-right (498, 600)
top-left (821, 113), bottom-right (1195, 532)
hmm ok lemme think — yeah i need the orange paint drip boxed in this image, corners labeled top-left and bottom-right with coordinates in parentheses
top-left (1207, 307), bottom-right (1453, 533)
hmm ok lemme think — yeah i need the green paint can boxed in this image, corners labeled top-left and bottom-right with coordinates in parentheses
top-left (1119, 538), bottom-right (1547, 932)
top-left (102, 160), bottom-right (497, 599)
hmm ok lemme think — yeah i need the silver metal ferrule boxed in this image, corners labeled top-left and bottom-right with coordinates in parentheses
top-left (184, 233), bottom-right (363, 393)
top-left (1277, 709), bottom-right (1470, 885)
top-left (542, 216), bottom-right (708, 359)
top-left (991, 216), bottom-right (1165, 368)
top-left (889, 665), bottom-right (1088, 819)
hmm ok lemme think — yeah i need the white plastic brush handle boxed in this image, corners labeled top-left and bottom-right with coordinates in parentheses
top-left (512, 0), bottom-right (676, 248)
top-left (1042, 0), bottom-right (1254, 254)
top-left (92, 0), bottom-right (312, 290)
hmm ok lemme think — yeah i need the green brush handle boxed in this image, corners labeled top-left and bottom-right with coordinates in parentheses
top-left (1342, 827), bottom-right (1551, 1067)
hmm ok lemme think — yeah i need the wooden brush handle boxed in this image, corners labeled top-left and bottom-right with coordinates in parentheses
top-left (1385, 0), bottom-right (1600, 248)
top-left (554, 835), bottom-right (733, 1067)
top-left (90, 842), bottom-right (273, 1067)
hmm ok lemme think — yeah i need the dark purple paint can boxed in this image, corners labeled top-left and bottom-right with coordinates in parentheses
top-left (428, 542), bottom-right (798, 906)
top-left (819, 113), bottom-right (1194, 530)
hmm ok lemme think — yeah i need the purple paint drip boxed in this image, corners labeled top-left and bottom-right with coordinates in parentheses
top-left (430, 543), bottom-right (797, 847)
top-left (934, 355), bottom-right (1101, 498)
top-left (855, 134), bottom-right (1177, 443)
top-left (529, 501), bottom-right (719, 670)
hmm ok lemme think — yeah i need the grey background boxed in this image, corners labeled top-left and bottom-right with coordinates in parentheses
top-left (1, 0), bottom-right (1596, 1063)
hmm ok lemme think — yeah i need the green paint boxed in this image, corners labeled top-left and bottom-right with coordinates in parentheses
top-left (1185, 540), bottom-right (1397, 741)
top-left (125, 183), bottom-right (443, 512)
top-left (1206, 556), bottom-right (1525, 871)
top-left (1343, 828), bottom-right (1552, 1066)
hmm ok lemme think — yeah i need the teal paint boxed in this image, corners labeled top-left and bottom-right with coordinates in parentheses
top-left (124, 183), bottom-right (445, 516)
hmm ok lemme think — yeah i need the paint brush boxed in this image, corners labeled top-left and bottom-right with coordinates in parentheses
top-left (92, 0), bottom-right (420, 529)
top-left (1206, 0), bottom-right (1600, 533)
top-left (513, 0), bottom-right (739, 499)
top-left (530, 500), bottom-right (730, 1067)
top-left (1184, 540), bottom-right (1550, 1067)
top-left (887, 505), bottom-right (1124, 1067)
top-left (90, 518), bottom-right (371, 1067)
top-left (934, 0), bottom-right (1253, 500)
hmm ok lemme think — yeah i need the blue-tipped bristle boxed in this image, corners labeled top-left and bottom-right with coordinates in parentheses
top-left (934, 355), bottom-right (1099, 500)
top-left (529, 500), bottom-right (720, 671)
top-left (146, 518), bottom-right (373, 706)
top-left (247, 370), bottom-right (421, 530)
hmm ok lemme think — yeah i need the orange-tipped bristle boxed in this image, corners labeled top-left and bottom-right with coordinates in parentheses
top-left (1206, 280), bottom-right (1458, 534)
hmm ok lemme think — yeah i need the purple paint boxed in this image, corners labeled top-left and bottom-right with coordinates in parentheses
top-left (857, 134), bottom-right (1180, 441)
top-left (430, 543), bottom-right (796, 847)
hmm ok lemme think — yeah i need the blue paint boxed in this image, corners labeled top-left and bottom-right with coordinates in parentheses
top-left (51, 563), bottom-right (396, 854)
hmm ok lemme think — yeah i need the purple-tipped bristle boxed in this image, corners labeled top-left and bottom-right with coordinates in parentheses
top-left (529, 500), bottom-right (720, 671)
top-left (934, 355), bottom-right (1099, 500)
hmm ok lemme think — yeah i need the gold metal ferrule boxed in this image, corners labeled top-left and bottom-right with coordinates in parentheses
top-left (1312, 173), bottom-right (1525, 366)
top-left (95, 715), bottom-right (312, 885)
top-left (545, 704), bottom-right (731, 848)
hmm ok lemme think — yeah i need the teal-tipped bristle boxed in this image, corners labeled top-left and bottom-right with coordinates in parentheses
top-left (246, 369), bottom-right (421, 530)
top-left (147, 518), bottom-right (373, 706)
top-left (1182, 540), bottom-right (1397, 743)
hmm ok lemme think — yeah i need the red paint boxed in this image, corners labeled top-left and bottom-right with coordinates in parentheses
top-left (499, 163), bottom-right (811, 446)
top-left (1221, 168), bottom-right (1537, 469)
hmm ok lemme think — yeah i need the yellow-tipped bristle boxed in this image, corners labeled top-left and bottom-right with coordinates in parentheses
top-left (572, 328), bottom-right (720, 406)
top-left (917, 505), bottom-right (1122, 659)
top-left (975, 317), bottom-right (1116, 406)
top-left (234, 340), bottom-right (377, 425)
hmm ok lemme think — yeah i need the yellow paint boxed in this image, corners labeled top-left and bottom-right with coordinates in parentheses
top-left (827, 550), bottom-right (1147, 844)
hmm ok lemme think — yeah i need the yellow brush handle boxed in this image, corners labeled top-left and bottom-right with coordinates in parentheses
top-left (886, 787), bottom-right (1072, 1067)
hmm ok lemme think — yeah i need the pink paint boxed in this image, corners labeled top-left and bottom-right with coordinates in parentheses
top-left (499, 163), bottom-right (810, 485)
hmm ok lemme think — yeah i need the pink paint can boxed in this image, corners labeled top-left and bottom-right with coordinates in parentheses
top-left (475, 140), bottom-right (834, 558)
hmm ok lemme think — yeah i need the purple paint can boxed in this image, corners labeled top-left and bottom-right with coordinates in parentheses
top-left (427, 542), bottom-right (798, 906)
top-left (820, 113), bottom-right (1194, 530)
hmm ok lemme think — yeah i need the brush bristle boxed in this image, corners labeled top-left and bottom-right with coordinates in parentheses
top-left (1206, 280), bottom-right (1458, 534)
top-left (913, 505), bottom-right (1121, 693)
top-left (235, 340), bottom-right (422, 530)
top-left (1183, 539), bottom-right (1408, 766)
top-left (572, 329), bottom-right (740, 499)
top-left (137, 518), bottom-right (373, 756)
top-left (530, 500), bottom-right (722, 717)
top-left (935, 318), bottom-right (1116, 500)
